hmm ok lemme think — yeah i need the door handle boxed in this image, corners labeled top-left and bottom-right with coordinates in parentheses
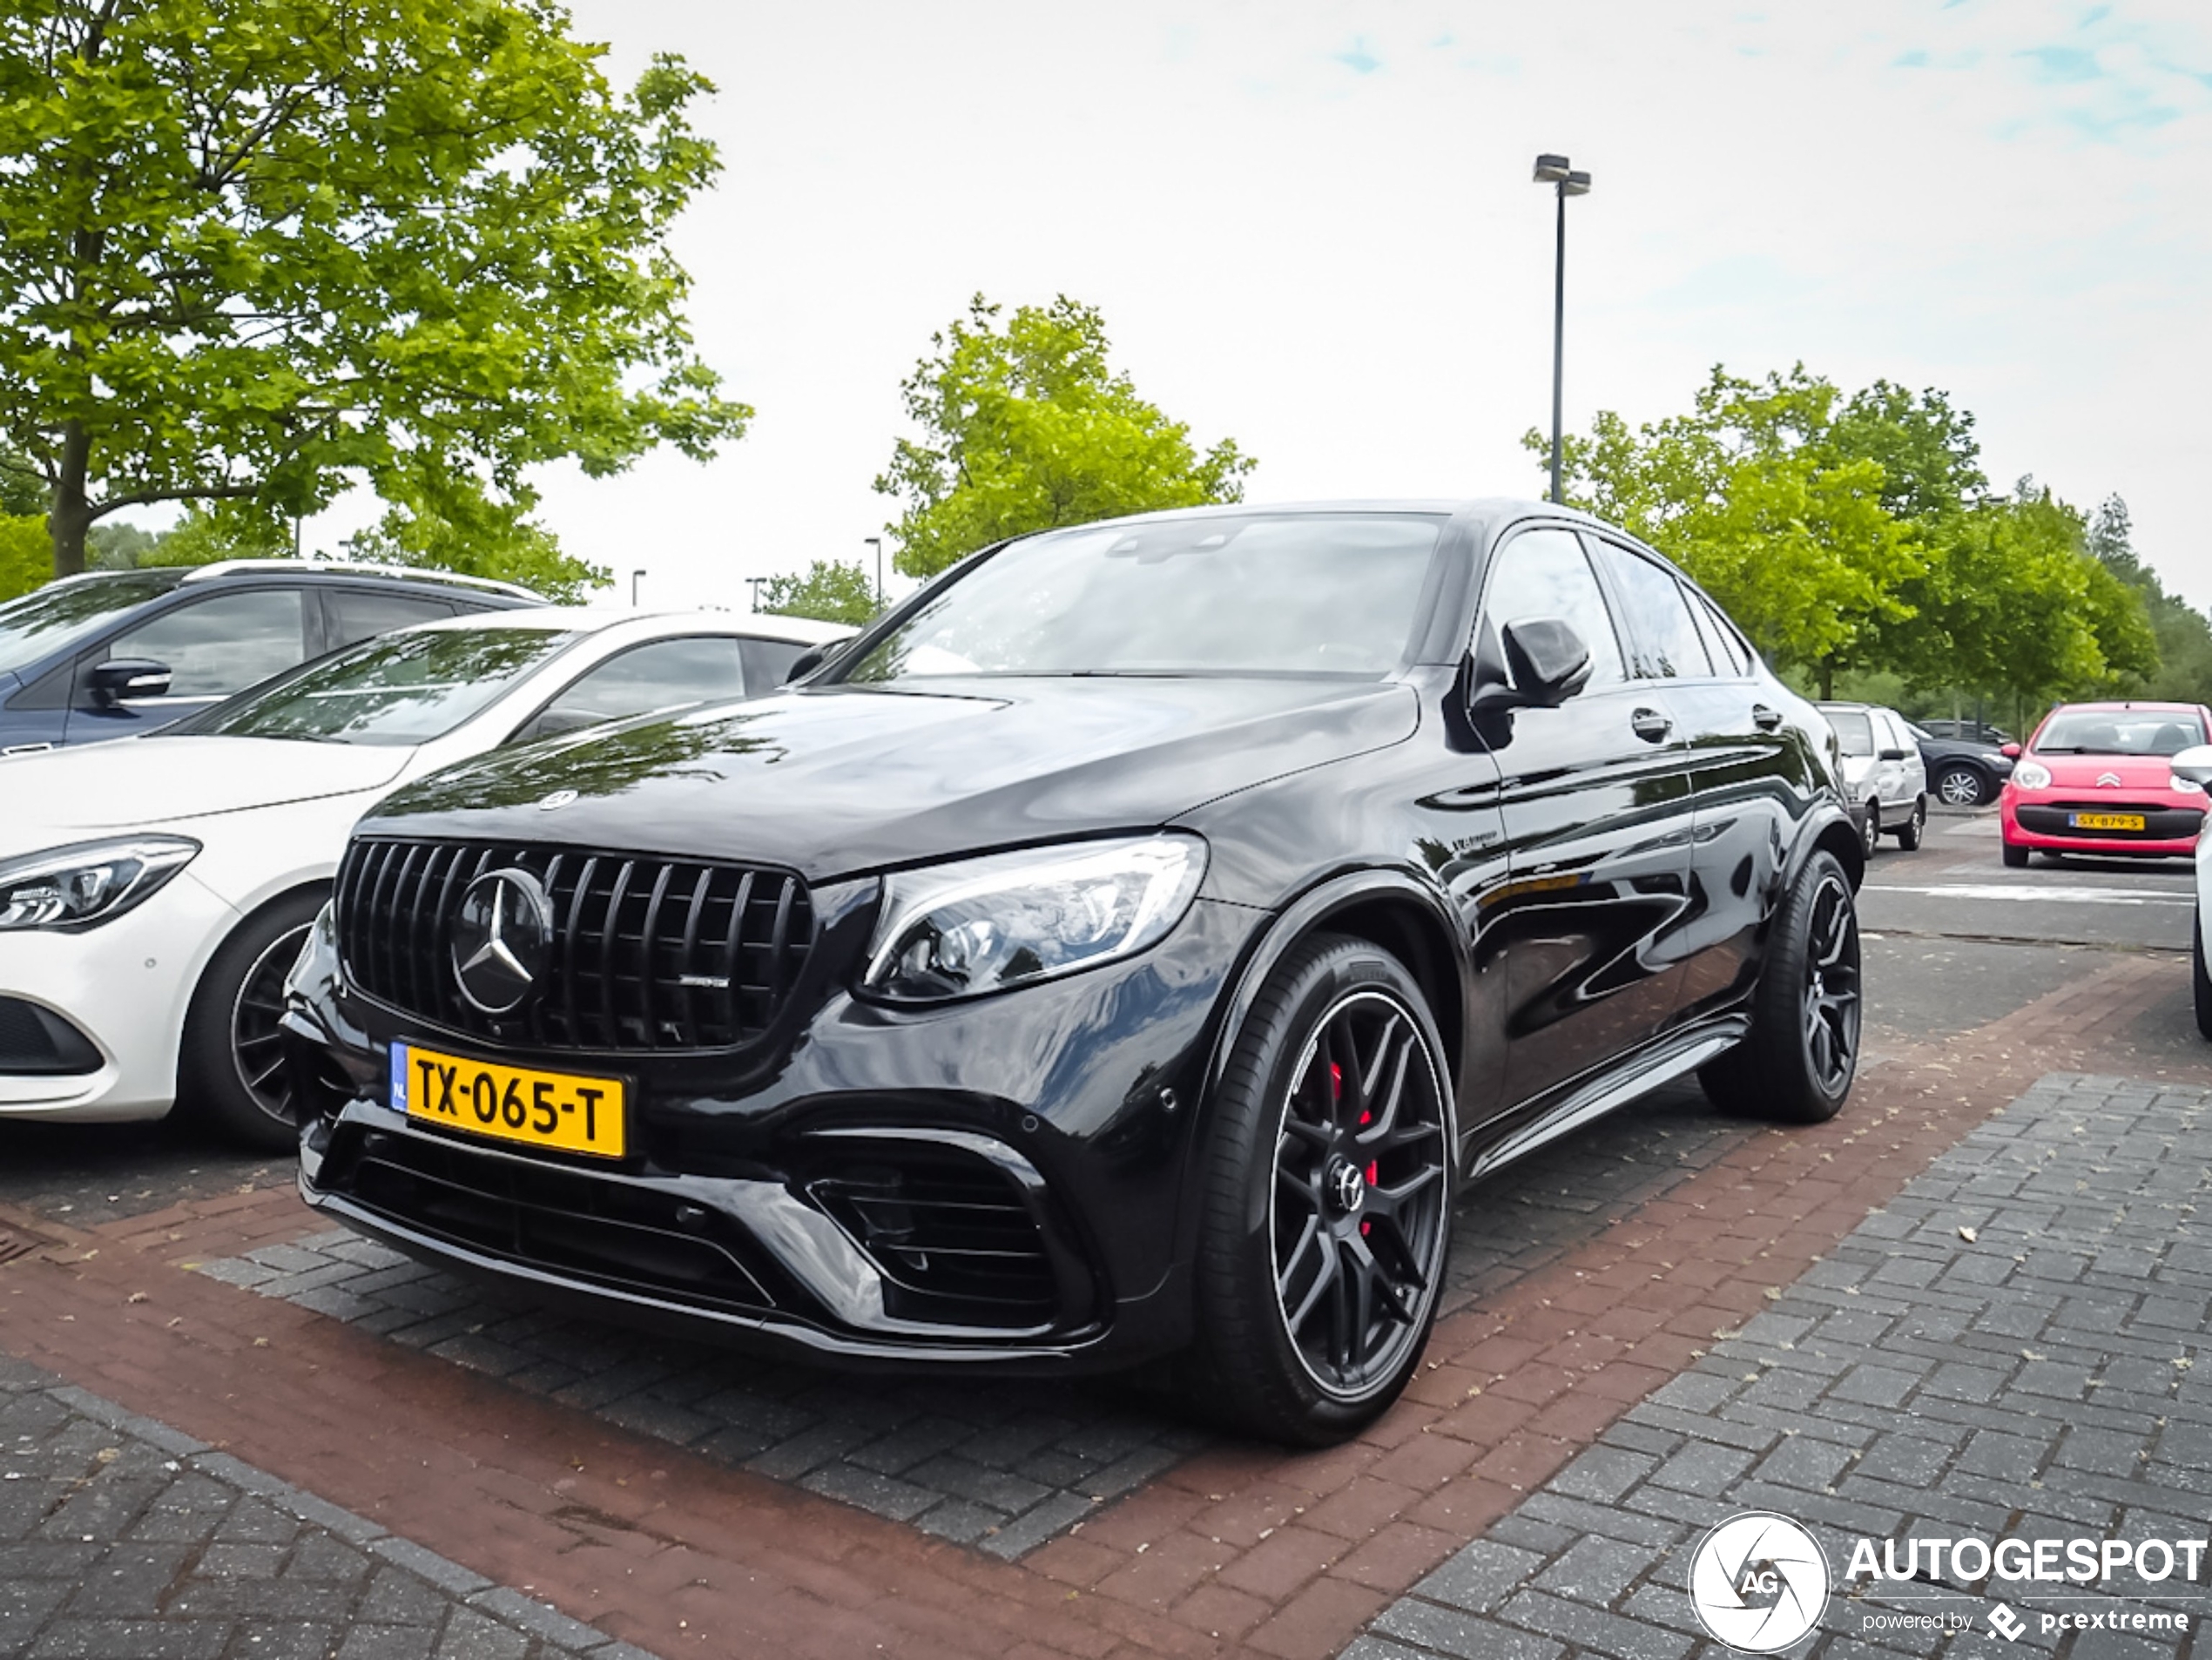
top-left (1631, 707), bottom-right (1672, 744)
top-left (1751, 704), bottom-right (1784, 731)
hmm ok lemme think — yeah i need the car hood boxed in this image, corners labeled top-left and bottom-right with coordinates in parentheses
top-left (0, 735), bottom-right (414, 843)
top-left (2023, 752), bottom-right (2191, 794)
top-left (363, 677), bottom-right (1422, 881)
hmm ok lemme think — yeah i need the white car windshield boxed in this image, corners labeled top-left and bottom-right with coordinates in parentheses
top-left (168, 626), bottom-right (576, 746)
top-left (838, 513), bottom-right (1448, 684)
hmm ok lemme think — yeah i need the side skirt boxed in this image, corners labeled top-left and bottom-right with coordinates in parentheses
top-left (1461, 1016), bottom-right (1749, 1184)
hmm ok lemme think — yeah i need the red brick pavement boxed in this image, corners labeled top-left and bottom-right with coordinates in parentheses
top-left (3, 952), bottom-right (2206, 1660)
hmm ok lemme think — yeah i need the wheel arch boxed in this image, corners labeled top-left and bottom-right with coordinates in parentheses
top-left (1796, 806), bottom-right (1866, 893)
top-left (176, 878), bottom-right (334, 1092)
top-left (1201, 868), bottom-right (1471, 1105)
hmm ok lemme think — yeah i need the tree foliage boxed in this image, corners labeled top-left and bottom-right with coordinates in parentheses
top-left (2088, 494), bottom-right (2212, 705)
top-left (755, 558), bottom-right (879, 627)
top-left (0, 516), bottom-right (45, 601)
top-left (1537, 368), bottom-right (1923, 696)
top-left (876, 295), bottom-right (1253, 578)
top-left (1544, 367), bottom-right (2160, 705)
top-left (0, 0), bottom-right (749, 581)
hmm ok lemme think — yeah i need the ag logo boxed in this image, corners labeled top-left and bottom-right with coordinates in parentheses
top-left (1688, 1512), bottom-right (1829, 1652)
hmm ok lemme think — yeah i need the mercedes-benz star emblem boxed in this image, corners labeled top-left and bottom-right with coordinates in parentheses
top-left (450, 870), bottom-right (553, 1015)
top-left (537, 788), bottom-right (579, 812)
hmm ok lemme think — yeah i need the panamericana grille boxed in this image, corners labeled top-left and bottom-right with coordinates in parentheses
top-left (334, 838), bottom-right (813, 1052)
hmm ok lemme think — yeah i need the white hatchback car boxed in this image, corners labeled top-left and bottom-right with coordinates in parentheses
top-left (1816, 701), bottom-right (1930, 856)
top-left (0, 608), bottom-right (851, 1147)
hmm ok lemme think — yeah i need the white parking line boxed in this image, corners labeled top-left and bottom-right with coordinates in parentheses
top-left (1865, 882), bottom-right (2194, 907)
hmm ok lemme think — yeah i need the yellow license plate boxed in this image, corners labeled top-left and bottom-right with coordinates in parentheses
top-left (391, 1042), bottom-right (627, 1159)
top-left (2069, 812), bottom-right (2146, 832)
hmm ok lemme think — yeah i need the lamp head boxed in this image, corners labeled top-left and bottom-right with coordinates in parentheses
top-left (1561, 170), bottom-right (1592, 197)
top-left (1532, 153), bottom-right (1571, 184)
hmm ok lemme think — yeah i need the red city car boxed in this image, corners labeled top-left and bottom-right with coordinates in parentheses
top-left (1999, 700), bottom-right (2212, 867)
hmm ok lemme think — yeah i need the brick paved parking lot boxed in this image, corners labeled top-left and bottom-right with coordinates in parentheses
top-left (189, 1083), bottom-right (1749, 1562)
top-left (3, 897), bottom-right (2211, 1660)
top-left (0, 1357), bottom-right (641, 1660)
top-left (1349, 1072), bottom-right (2212, 1658)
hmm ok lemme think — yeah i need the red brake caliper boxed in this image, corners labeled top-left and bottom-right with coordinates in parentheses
top-left (1345, 1068), bottom-right (1374, 1237)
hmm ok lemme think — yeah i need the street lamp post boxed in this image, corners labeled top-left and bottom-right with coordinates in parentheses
top-left (863, 537), bottom-right (883, 608)
top-left (1532, 153), bottom-right (1592, 508)
top-left (631, 568), bottom-right (646, 606)
top-left (746, 576), bottom-right (765, 613)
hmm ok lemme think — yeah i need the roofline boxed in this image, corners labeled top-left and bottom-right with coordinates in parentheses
top-left (178, 558), bottom-right (547, 602)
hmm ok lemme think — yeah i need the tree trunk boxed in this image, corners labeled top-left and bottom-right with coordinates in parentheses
top-left (49, 422), bottom-right (92, 578)
top-left (1818, 656), bottom-right (1835, 700)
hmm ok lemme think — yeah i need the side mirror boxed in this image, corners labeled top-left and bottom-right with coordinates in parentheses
top-left (2173, 744), bottom-right (2212, 790)
top-left (86, 658), bottom-right (172, 708)
top-left (1471, 617), bottom-right (1593, 714)
top-left (2000, 742), bottom-right (2021, 759)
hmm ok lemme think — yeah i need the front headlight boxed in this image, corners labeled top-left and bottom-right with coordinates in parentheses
top-left (0, 836), bottom-right (201, 932)
top-left (862, 833), bottom-right (1208, 1004)
top-left (2012, 759), bottom-right (2053, 790)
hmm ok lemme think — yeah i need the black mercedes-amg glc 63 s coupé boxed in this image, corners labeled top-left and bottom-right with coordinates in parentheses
top-left (283, 502), bottom-right (1863, 1444)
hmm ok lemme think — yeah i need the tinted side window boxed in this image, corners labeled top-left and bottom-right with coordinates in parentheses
top-left (1478, 529), bottom-right (1627, 688)
top-left (1589, 543), bottom-right (1712, 678)
top-left (739, 638), bottom-right (809, 690)
top-left (107, 590), bottom-right (309, 698)
top-left (523, 637), bottom-right (749, 739)
top-left (1684, 589), bottom-right (1751, 677)
top-left (326, 590), bottom-right (454, 651)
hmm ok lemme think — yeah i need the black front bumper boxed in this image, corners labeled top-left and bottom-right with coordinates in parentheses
top-left (285, 893), bottom-right (1260, 1374)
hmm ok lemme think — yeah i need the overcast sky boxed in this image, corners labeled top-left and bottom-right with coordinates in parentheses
top-left (300, 1), bottom-right (2212, 611)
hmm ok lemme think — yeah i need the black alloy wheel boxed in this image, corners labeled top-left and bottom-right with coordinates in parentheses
top-left (1936, 764), bottom-right (1988, 807)
top-left (1188, 935), bottom-right (1455, 1443)
top-left (1797, 869), bottom-right (1861, 1098)
top-left (181, 889), bottom-right (327, 1151)
top-left (1700, 849), bottom-right (1861, 1124)
top-left (1271, 989), bottom-right (1451, 1401)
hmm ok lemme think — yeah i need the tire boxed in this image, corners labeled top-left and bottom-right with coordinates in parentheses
top-left (1859, 801), bottom-right (1880, 859)
top-left (1699, 850), bottom-right (1860, 1125)
top-left (1892, 797), bottom-right (1925, 852)
top-left (1935, 765), bottom-right (1988, 808)
top-left (2195, 921), bottom-right (2212, 1042)
top-left (2002, 841), bottom-right (2029, 868)
top-left (1184, 934), bottom-right (1456, 1445)
top-left (179, 889), bottom-right (327, 1151)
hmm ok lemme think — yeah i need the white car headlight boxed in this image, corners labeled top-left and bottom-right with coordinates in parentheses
top-left (2012, 760), bottom-right (2052, 790)
top-left (862, 833), bottom-right (1207, 1004)
top-left (0, 836), bottom-right (201, 932)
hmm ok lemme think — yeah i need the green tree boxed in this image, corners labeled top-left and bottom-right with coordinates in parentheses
top-left (2087, 494), bottom-right (2212, 705)
top-left (876, 295), bottom-right (1253, 578)
top-left (755, 558), bottom-right (880, 626)
top-left (0, 516), bottom-right (45, 601)
top-left (1540, 367), bottom-right (1922, 697)
top-left (0, 0), bottom-right (748, 582)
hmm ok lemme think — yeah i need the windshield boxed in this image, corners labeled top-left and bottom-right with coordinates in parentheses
top-left (2033, 710), bottom-right (2207, 757)
top-left (0, 572), bottom-right (181, 676)
top-left (839, 513), bottom-right (1447, 684)
top-left (1825, 711), bottom-right (1873, 757)
top-left (170, 625), bottom-right (575, 746)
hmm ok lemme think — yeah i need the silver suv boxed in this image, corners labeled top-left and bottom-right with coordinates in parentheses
top-left (1817, 701), bottom-right (1929, 855)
